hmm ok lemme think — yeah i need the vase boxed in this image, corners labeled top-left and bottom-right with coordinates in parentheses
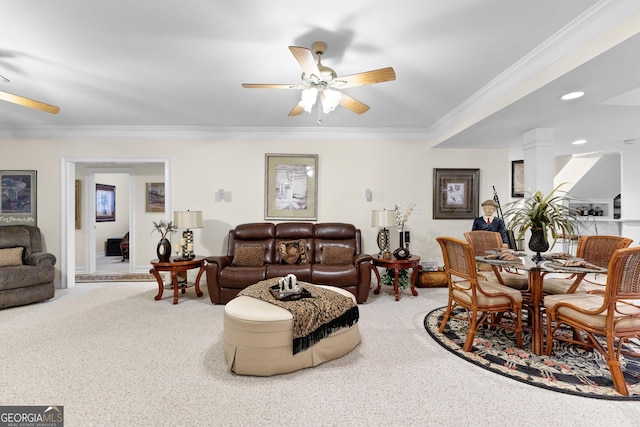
top-left (156, 238), bottom-right (172, 262)
top-left (528, 227), bottom-right (549, 263)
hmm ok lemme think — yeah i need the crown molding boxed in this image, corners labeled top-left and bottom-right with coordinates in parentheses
top-left (0, 125), bottom-right (430, 143)
top-left (428, 0), bottom-right (640, 148)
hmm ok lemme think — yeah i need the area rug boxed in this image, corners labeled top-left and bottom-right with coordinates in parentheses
top-left (75, 273), bottom-right (155, 283)
top-left (424, 306), bottom-right (640, 400)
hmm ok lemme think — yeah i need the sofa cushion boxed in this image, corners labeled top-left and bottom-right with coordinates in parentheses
top-left (0, 247), bottom-right (24, 267)
top-left (279, 239), bottom-right (308, 265)
top-left (321, 246), bottom-right (353, 265)
top-left (232, 247), bottom-right (265, 267)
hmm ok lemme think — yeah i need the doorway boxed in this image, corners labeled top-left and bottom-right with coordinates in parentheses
top-left (89, 170), bottom-right (132, 274)
top-left (61, 157), bottom-right (171, 289)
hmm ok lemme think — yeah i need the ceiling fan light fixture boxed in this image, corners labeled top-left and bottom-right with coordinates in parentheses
top-left (321, 89), bottom-right (342, 114)
top-left (299, 88), bottom-right (318, 113)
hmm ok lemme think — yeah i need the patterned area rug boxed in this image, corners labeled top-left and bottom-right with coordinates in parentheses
top-left (424, 306), bottom-right (640, 400)
top-left (75, 273), bottom-right (155, 283)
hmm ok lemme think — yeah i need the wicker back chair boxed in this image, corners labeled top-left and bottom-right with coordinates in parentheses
top-left (436, 236), bottom-right (523, 352)
top-left (543, 235), bottom-right (633, 294)
top-left (464, 231), bottom-right (529, 290)
top-left (576, 235), bottom-right (633, 269)
top-left (544, 246), bottom-right (640, 395)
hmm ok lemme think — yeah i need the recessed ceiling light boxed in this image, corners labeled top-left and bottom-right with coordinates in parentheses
top-left (572, 139), bottom-right (587, 145)
top-left (561, 91), bottom-right (585, 100)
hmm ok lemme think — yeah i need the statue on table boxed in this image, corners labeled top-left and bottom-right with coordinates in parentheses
top-left (472, 199), bottom-right (509, 244)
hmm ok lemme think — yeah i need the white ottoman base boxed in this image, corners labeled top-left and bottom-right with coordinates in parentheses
top-left (223, 285), bottom-right (360, 376)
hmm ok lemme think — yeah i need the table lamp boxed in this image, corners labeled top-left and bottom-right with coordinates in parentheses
top-left (173, 210), bottom-right (203, 259)
top-left (371, 209), bottom-right (395, 259)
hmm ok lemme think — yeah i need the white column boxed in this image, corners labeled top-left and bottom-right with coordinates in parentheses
top-left (621, 141), bottom-right (640, 242)
top-left (522, 128), bottom-right (555, 196)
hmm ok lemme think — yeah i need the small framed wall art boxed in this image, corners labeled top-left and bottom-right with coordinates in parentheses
top-left (96, 183), bottom-right (116, 222)
top-left (0, 170), bottom-right (37, 226)
top-left (433, 168), bottom-right (480, 219)
top-left (511, 160), bottom-right (525, 198)
top-left (145, 182), bottom-right (165, 213)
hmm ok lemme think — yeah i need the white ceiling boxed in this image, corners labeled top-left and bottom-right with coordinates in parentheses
top-left (1, 0), bottom-right (639, 154)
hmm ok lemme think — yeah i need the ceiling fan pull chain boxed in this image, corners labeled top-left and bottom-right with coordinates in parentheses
top-left (317, 104), bottom-right (322, 125)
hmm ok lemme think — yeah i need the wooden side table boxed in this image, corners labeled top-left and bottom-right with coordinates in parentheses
top-left (150, 256), bottom-right (205, 304)
top-left (372, 254), bottom-right (421, 301)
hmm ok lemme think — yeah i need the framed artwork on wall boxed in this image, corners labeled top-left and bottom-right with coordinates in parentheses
top-left (75, 180), bottom-right (81, 230)
top-left (433, 168), bottom-right (479, 219)
top-left (511, 160), bottom-right (525, 198)
top-left (96, 183), bottom-right (115, 222)
top-left (264, 153), bottom-right (318, 220)
top-left (145, 182), bottom-right (165, 213)
top-left (0, 170), bottom-right (37, 226)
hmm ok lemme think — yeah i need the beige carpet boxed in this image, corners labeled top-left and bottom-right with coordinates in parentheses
top-left (0, 281), bottom-right (635, 426)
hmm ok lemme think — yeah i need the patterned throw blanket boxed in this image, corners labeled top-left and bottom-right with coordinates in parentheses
top-left (238, 278), bottom-right (359, 354)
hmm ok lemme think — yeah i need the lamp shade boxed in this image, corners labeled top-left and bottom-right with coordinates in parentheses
top-left (371, 209), bottom-right (395, 228)
top-left (173, 210), bottom-right (203, 229)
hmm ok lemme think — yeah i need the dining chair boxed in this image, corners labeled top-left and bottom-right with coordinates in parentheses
top-left (436, 236), bottom-right (523, 352)
top-left (544, 246), bottom-right (640, 396)
top-left (543, 235), bottom-right (633, 295)
top-left (464, 231), bottom-right (529, 291)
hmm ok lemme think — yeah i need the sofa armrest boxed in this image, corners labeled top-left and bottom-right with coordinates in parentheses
top-left (353, 253), bottom-right (372, 265)
top-left (27, 252), bottom-right (57, 267)
top-left (205, 255), bottom-right (232, 269)
top-left (353, 253), bottom-right (372, 303)
top-left (205, 255), bottom-right (233, 304)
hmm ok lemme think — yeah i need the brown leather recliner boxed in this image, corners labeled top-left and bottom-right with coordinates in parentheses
top-left (205, 222), bottom-right (372, 304)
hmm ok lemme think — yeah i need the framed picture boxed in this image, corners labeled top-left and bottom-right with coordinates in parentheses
top-left (145, 182), bottom-right (165, 213)
top-left (511, 160), bottom-right (525, 198)
top-left (96, 183), bottom-right (115, 222)
top-left (433, 168), bottom-right (479, 219)
top-left (75, 180), bottom-right (81, 230)
top-left (265, 153), bottom-right (318, 220)
top-left (0, 170), bottom-right (37, 226)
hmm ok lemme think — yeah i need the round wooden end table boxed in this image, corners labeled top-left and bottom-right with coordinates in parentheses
top-left (150, 256), bottom-right (205, 304)
top-left (372, 254), bottom-right (421, 301)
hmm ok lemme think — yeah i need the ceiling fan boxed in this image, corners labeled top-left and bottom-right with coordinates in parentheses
top-left (0, 74), bottom-right (60, 114)
top-left (242, 41), bottom-right (395, 117)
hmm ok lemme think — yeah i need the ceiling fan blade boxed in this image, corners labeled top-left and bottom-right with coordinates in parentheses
top-left (334, 67), bottom-right (396, 89)
top-left (288, 46), bottom-right (321, 79)
top-left (339, 93), bottom-right (370, 114)
top-left (242, 83), bottom-right (304, 89)
top-left (288, 104), bottom-right (304, 116)
top-left (0, 90), bottom-right (60, 114)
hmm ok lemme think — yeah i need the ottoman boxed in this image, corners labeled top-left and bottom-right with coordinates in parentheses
top-left (223, 285), bottom-right (361, 376)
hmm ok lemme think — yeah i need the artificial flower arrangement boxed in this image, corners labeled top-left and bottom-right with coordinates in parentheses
top-left (152, 220), bottom-right (177, 240)
top-left (394, 202), bottom-right (415, 232)
top-left (380, 202), bottom-right (416, 289)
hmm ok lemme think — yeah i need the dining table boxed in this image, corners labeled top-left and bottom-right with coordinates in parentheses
top-left (475, 254), bottom-right (607, 355)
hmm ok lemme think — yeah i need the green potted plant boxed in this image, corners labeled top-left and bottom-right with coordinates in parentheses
top-left (503, 183), bottom-right (581, 262)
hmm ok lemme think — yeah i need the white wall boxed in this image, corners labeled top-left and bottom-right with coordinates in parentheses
top-left (1, 137), bottom-right (512, 286)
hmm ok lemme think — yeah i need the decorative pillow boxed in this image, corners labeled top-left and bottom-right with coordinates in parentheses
top-left (321, 246), bottom-right (353, 265)
top-left (0, 247), bottom-right (24, 267)
top-left (232, 247), bottom-right (265, 267)
top-left (279, 239), bottom-right (308, 265)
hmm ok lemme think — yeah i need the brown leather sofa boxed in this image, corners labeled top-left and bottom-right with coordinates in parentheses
top-left (205, 222), bottom-right (372, 304)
